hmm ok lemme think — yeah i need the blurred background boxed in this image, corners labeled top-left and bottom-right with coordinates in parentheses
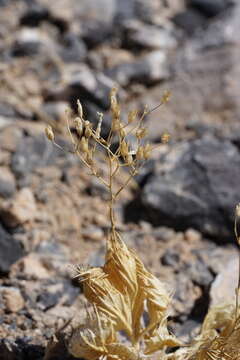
top-left (0, 0), bottom-right (240, 359)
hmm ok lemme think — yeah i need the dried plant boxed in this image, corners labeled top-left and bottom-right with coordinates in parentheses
top-left (45, 89), bottom-right (240, 360)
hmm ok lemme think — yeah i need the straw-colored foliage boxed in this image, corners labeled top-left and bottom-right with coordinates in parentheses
top-left (45, 89), bottom-right (240, 360)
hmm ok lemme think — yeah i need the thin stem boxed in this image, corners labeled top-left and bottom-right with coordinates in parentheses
top-left (234, 213), bottom-right (240, 322)
top-left (108, 151), bottom-right (116, 233)
top-left (115, 170), bottom-right (137, 199)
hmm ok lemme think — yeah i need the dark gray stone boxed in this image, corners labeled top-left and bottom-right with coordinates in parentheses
top-left (123, 20), bottom-right (177, 50)
top-left (189, 0), bottom-right (232, 18)
top-left (106, 50), bottom-right (169, 86)
top-left (59, 33), bottom-right (87, 63)
top-left (20, 4), bottom-right (50, 26)
top-left (11, 135), bottom-right (65, 179)
top-left (161, 248), bottom-right (180, 267)
top-left (172, 9), bottom-right (207, 34)
top-left (67, 67), bottom-right (115, 110)
top-left (0, 224), bottom-right (24, 274)
top-left (138, 135), bottom-right (240, 240)
top-left (0, 179), bottom-right (16, 198)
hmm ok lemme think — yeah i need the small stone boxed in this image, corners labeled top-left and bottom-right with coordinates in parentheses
top-left (0, 167), bottom-right (16, 198)
top-left (59, 32), bottom-right (87, 63)
top-left (20, 3), bottom-right (50, 26)
top-left (19, 254), bottom-right (50, 279)
top-left (0, 225), bottom-right (24, 274)
top-left (0, 188), bottom-right (37, 227)
top-left (106, 50), bottom-right (169, 87)
top-left (1, 287), bottom-right (25, 313)
top-left (173, 9), bottom-right (206, 34)
top-left (124, 20), bottom-right (177, 50)
top-left (210, 256), bottom-right (238, 306)
top-left (184, 229), bottom-right (201, 242)
top-left (81, 225), bottom-right (104, 241)
top-left (12, 28), bottom-right (44, 57)
top-left (189, 0), bottom-right (230, 18)
top-left (161, 248), bottom-right (180, 267)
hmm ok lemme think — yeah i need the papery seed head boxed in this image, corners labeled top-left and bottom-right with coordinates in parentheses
top-left (112, 118), bottom-right (120, 132)
top-left (126, 154), bottom-right (133, 165)
top-left (74, 117), bottom-right (83, 137)
top-left (236, 204), bottom-right (240, 218)
top-left (77, 99), bottom-right (84, 118)
top-left (95, 112), bottom-right (103, 139)
top-left (45, 125), bottom-right (54, 142)
top-left (161, 132), bottom-right (170, 144)
top-left (84, 121), bottom-right (92, 138)
top-left (136, 127), bottom-right (148, 139)
top-left (162, 90), bottom-right (171, 104)
top-left (136, 146), bottom-right (144, 160)
top-left (128, 110), bottom-right (137, 124)
top-left (143, 143), bottom-right (152, 159)
top-left (119, 124), bottom-right (126, 138)
top-left (80, 137), bottom-right (88, 153)
top-left (120, 140), bottom-right (129, 158)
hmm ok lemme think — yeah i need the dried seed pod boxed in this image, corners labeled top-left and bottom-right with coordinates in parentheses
top-left (128, 110), bottom-right (137, 124)
top-left (136, 146), bottom-right (144, 160)
top-left (86, 148), bottom-right (94, 166)
top-left (45, 125), bottom-right (54, 142)
top-left (74, 117), bottom-right (83, 137)
top-left (119, 124), bottom-right (126, 138)
top-left (161, 132), bottom-right (170, 144)
top-left (112, 118), bottom-right (120, 132)
top-left (77, 99), bottom-right (84, 118)
top-left (84, 121), bottom-right (92, 138)
top-left (80, 137), bottom-right (88, 153)
top-left (95, 112), bottom-right (103, 139)
top-left (120, 140), bottom-right (129, 158)
top-left (110, 87), bottom-right (120, 119)
top-left (136, 127), bottom-right (148, 140)
top-left (126, 154), bottom-right (133, 165)
top-left (143, 143), bottom-right (152, 159)
top-left (161, 90), bottom-right (171, 104)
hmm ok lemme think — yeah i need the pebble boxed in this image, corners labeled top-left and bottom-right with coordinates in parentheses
top-left (1, 287), bottom-right (25, 313)
top-left (0, 188), bottom-right (37, 227)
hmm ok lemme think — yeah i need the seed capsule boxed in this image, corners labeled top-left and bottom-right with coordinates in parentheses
top-left (120, 140), bottom-right (129, 158)
top-left (80, 137), bottom-right (88, 153)
top-left (74, 117), bottom-right (83, 137)
top-left (45, 125), bottom-right (54, 142)
top-left (136, 127), bottom-right (148, 139)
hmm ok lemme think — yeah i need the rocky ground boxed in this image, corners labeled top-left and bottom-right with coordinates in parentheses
top-left (0, 0), bottom-right (239, 359)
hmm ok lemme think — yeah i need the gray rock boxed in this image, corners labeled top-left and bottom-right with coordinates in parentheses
top-left (106, 50), bottom-right (169, 86)
top-left (210, 256), bottom-right (238, 305)
top-left (59, 33), bottom-right (87, 63)
top-left (66, 65), bottom-right (115, 109)
top-left (0, 224), bottom-right (24, 274)
top-left (12, 28), bottom-right (44, 57)
top-left (11, 134), bottom-right (65, 180)
top-left (189, 0), bottom-right (232, 18)
top-left (20, 3), bottom-right (50, 26)
top-left (124, 20), bottom-right (177, 50)
top-left (172, 8), bottom-right (207, 34)
top-left (139, 135), bottom-right (240, 240)
top-left (0, 167), bottom-right (16, 198)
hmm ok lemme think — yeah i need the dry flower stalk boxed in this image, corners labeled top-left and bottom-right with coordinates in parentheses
top-left (45, 90), bottom-right (240, 360)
